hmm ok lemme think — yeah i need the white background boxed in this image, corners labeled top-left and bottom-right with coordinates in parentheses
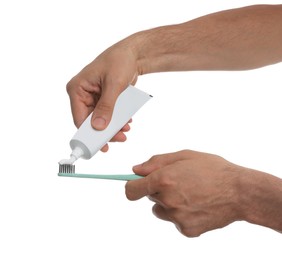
top-left (1, 1), bottom-right (282, 259)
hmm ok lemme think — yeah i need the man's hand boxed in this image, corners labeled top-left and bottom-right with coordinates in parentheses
top-left (66, 40), bottom-right (139, 151)
top-left (126, 149), bottom-right (282, 237)
top-left (126, 150), bottom-right (242, 237)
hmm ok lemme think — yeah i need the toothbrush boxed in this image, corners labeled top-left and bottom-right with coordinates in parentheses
top-left (58, 165), bottom-right (142, 181)
top-left (58, 86), bottom-right (151, 180)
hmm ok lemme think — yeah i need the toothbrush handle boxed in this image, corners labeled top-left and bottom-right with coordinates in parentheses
top-left (58, 173), bottom-right (143, 181)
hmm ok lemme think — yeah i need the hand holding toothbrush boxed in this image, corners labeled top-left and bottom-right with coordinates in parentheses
top-left (126, 150), bottom-right (282, 237)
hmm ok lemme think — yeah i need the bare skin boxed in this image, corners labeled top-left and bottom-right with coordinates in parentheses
top-left (66, 5), bottom-right (282, 236)
top-left (126, 150), bottom-right (282, 237)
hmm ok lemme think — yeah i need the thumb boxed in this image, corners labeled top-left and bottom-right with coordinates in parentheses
top-left (133, 150), bottom-right (196, 176)
top-left (91, 84), bottom-right (122, 130)
top-left (133, 151), bottom-right (186, 175)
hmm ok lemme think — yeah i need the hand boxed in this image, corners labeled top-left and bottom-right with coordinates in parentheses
top-left (126, 150), bottom-right (243, 237)
top-left (66, 39), bottom-right (139, 151)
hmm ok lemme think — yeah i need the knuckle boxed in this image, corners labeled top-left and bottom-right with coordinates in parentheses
top-left (96, 101), bottom-right (113, 113)
top-left (66, 79), bottom-right (74, 94)
top-left (66, 75), bottom-right (80, 89)
top-left (180, 149), bottom-right (192, 157)
top-left (178, 149), bottom-right (189, 155)
top-left (66, 77), bottom-right (83, 95)
top-left (152, 204), bottom-right (163, 219)
top-left (172, 213), bottom-right (204, 238)
top-left (149, 154), bottom-right (161, 163)
top-left (158, 173), bottom-right (173, 189)
top-left (148, 154), bottom-right (163, 167)
top-left (176, 224), bottom-right (201, 238)
top-left (182, 229), bottom-right (201, 238)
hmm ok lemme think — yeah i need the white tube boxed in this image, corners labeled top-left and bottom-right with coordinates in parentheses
top-left (61, 86), bottom-right (152, 164)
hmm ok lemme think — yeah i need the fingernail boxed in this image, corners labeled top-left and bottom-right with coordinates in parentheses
top-left (92, 117), bottom-right (106, 130)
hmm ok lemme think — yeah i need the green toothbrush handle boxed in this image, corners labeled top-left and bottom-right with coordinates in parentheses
top-left (58, 173), bottom-right (143, 181)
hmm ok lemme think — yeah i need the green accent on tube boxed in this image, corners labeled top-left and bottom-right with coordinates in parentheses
top-left (58, 173), bottom-right (143, 181)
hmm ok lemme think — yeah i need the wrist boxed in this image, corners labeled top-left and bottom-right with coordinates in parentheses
top-left (237, 167), bottom-right (282, 231)
top-left (123, 25), bottom-right (188, 75)
top-left (122, 30), bottom-right (155, 75)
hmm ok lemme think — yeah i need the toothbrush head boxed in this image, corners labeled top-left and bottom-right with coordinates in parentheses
top-left (58, 164), bottom-right (75, 174)
top-left (58, 156), bottom-right (77, 174)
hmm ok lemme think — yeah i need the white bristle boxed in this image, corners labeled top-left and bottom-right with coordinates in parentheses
top-left (58, 164), bottom-right (75, 173)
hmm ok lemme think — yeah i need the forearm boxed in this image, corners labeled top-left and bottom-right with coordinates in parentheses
top-left (239, 167), bottom-right (282, 232)
top-left (125, 5), bottom-right (282, 74)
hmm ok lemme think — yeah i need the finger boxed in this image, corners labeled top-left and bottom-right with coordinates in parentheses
top-left (121, 123), bottom-right (131, 132)
top-left (110, 122), bottom-right (131, 141)
top-left (133, 151), bottom-right (189, 175)
top-left (70, 98), bottom-right (92, 128)
top-left (67, 83), bottom-right (94, 128)
top-left (109, 131), bottom-right (127, 142)
top-left (125, 175), bottom-right (157, 201)
top-left (152, 204), bottom-right (170, 222)
top-left (91, 82), bottom-right (125, 130)
top-left (100, 143), bottom-right (109, 153)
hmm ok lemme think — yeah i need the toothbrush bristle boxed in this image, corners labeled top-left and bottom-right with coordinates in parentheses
top-left (59, 164), bottom-right (75, 173)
